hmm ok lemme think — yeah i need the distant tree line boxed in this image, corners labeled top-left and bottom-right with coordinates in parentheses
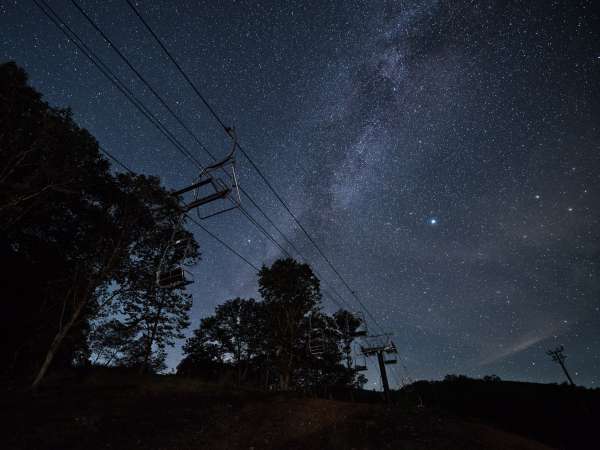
top-left (1, 62), bottom-right (365, 393)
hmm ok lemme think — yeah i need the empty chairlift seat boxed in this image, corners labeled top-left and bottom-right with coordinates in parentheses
top-left (384, 355), bottom-right (398, 365)
top-left (354, 355), bottom-right (368, 371)
top-left (308, 315), bottom-right (327, 357)
top-left (156, 232), bottom-right (195, 289)
top-left (173, 127), bottom-right (241, 220)
top-left (156, 266), bottom-right (193, 289)
top-left (155, 128), bottom-right (241, 290)
top-left (384, 339), bottom-right (398, 364)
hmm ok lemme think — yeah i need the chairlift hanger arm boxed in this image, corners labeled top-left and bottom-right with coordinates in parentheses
top-left (185, 188), bottom-right (231, 211)
top-left (172, 178), bottom-right (213, 197)
top-left (201, 127), bottom-right (238, 174)
top-left (172, 127), bottom-right (238, 198)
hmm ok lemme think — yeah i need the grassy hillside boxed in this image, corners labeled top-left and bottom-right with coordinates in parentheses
top-left (2, 372), bottom-right (555, 450)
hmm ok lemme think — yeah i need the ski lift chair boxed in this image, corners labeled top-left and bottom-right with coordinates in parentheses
top-left (385, 340), bottom-right (398, 354)
top-left (156, 227), bottom-right (195, 289)
top-left (354, 356), bottom-right (368, 372)
top-left (172, 128), bottom-right (241, 219)
top-left (156, 128), bottom-right (240, 289)
top-left (350, 324), bottom-right (368, 338)
top-left (308, 316), bottom-right (326, 357)
top-left (308, 332), bottom-right (325, 356)
top-left (384, 339), bottom-right (398, 364)
top-left (384, 355), bottom-right (398, 365)
top-left (348, 311), bottom-right (368, 338)
top-left (156, 266), bottom-right (193, 289)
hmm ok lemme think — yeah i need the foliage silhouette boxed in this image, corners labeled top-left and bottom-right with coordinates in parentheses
top-left (180, 258), bottom-right (361, 392)
top-left (0, 62), bottom-right (198, 386)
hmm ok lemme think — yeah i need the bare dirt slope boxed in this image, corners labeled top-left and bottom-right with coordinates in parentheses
top-left (3, 376), bottom-right (553, 450)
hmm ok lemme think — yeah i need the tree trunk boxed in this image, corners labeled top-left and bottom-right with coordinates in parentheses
top-left (263, 367), bottom-right (270, 391)
top-left (31, 296), bottom-right (85, 389)
top-left (280, 370), bottom-right (290, 390)
top-left (140, 332), bottom-right (152, 374)
top-left (140, 294), bottom-right (163, 374)
top-left (31, 222), bottom-right (130, 388)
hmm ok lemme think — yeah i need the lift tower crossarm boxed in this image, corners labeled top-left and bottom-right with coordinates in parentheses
top-left (546, 346), bottom-right (575, 386)
top-left (360, 335), bottom-right (398, 404)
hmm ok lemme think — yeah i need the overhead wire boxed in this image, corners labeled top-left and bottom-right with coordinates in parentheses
top-left (33, 0), bottom-right (204, 171)
top-left (99, 142), bottom-right (350, 315)
top-left (68, 0), bottom-right (216, 162)
top-left (124, 0), bottom-right (386, 334)
top-left (68, 0), bottom-right (324, 277)
top-left (186, 214), bottom-right (261, 272)
top-left (124, 0), bottom-right (230, 132)
top-left (99, 145), bottom-right (134, 173)
top-left (69, 0), bottom-right (298, 261)
top-left (67, 0), bottom-right (358, 316)
top-left (33, 2), bottom-right (386, 388)
top-left (38, 0), bottom-right (308, 275)
top-left (35, 0), bottom-right (378, 327)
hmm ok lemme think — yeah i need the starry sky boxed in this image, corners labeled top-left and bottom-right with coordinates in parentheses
top-left (2, 0), bottom-right (599, 388)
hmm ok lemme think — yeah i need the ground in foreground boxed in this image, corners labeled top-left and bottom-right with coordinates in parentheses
top-left (3, 375), bottom-right (552, 450)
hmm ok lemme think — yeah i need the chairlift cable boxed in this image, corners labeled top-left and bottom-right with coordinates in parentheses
top-left (36, 0), bottom-right (290, 274)
top-left (239, 206), bottom-right (292, 258)
top-left (238, 203), bottom-right (351, 313)
top-left (125, 0), bottom-right (386, 335)
top-left (96, 147), bottom-right (349, 306)
top-left (68, 0), bottom-right (327, 284)
top-left (125, 0), bottom-right (230, 133)
top-left (35, 0), bottom-right (329, 301)
top-left (69, 0), bottom-right (217, 163)
top-left (34, 0), bottom-right (204, 171)
top-left (37, 0), bottom-right (382, 336)
top-left (71, 0), bottom-right (311, 269)
top-left (99, 145), bottom-right (134, 174)
top-left (185, 215), bottom-right (261, 272)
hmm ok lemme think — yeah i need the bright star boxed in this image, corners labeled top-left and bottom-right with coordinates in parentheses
top-left (429, 218), bottom-right (437, 225)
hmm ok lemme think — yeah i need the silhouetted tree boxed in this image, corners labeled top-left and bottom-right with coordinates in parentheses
top-left (258, 258), bottom-right (321, 390)
top-left (1, 61), bottom-right (116, 384)
top-left (0, 62), bottom-right (198, 386)
top-left (120, 288), bottom-right (193, 373)
top-left (295, 311), bottom-right (354, 393)
top-left (88, 319), bottom-right (137, 366)
top-left (180, 259), bottom-right (362, 392)
top-left (179, 298), bottom-right (266, 384)
top-left (334, 309), bottom-right (364, 369)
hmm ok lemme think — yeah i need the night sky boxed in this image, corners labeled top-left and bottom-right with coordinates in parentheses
top-left (2, 0), bottom-right (599, 388)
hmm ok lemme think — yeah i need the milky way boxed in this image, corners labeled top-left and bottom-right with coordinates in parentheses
top-left (2, 0), bottom-right (599, 388)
